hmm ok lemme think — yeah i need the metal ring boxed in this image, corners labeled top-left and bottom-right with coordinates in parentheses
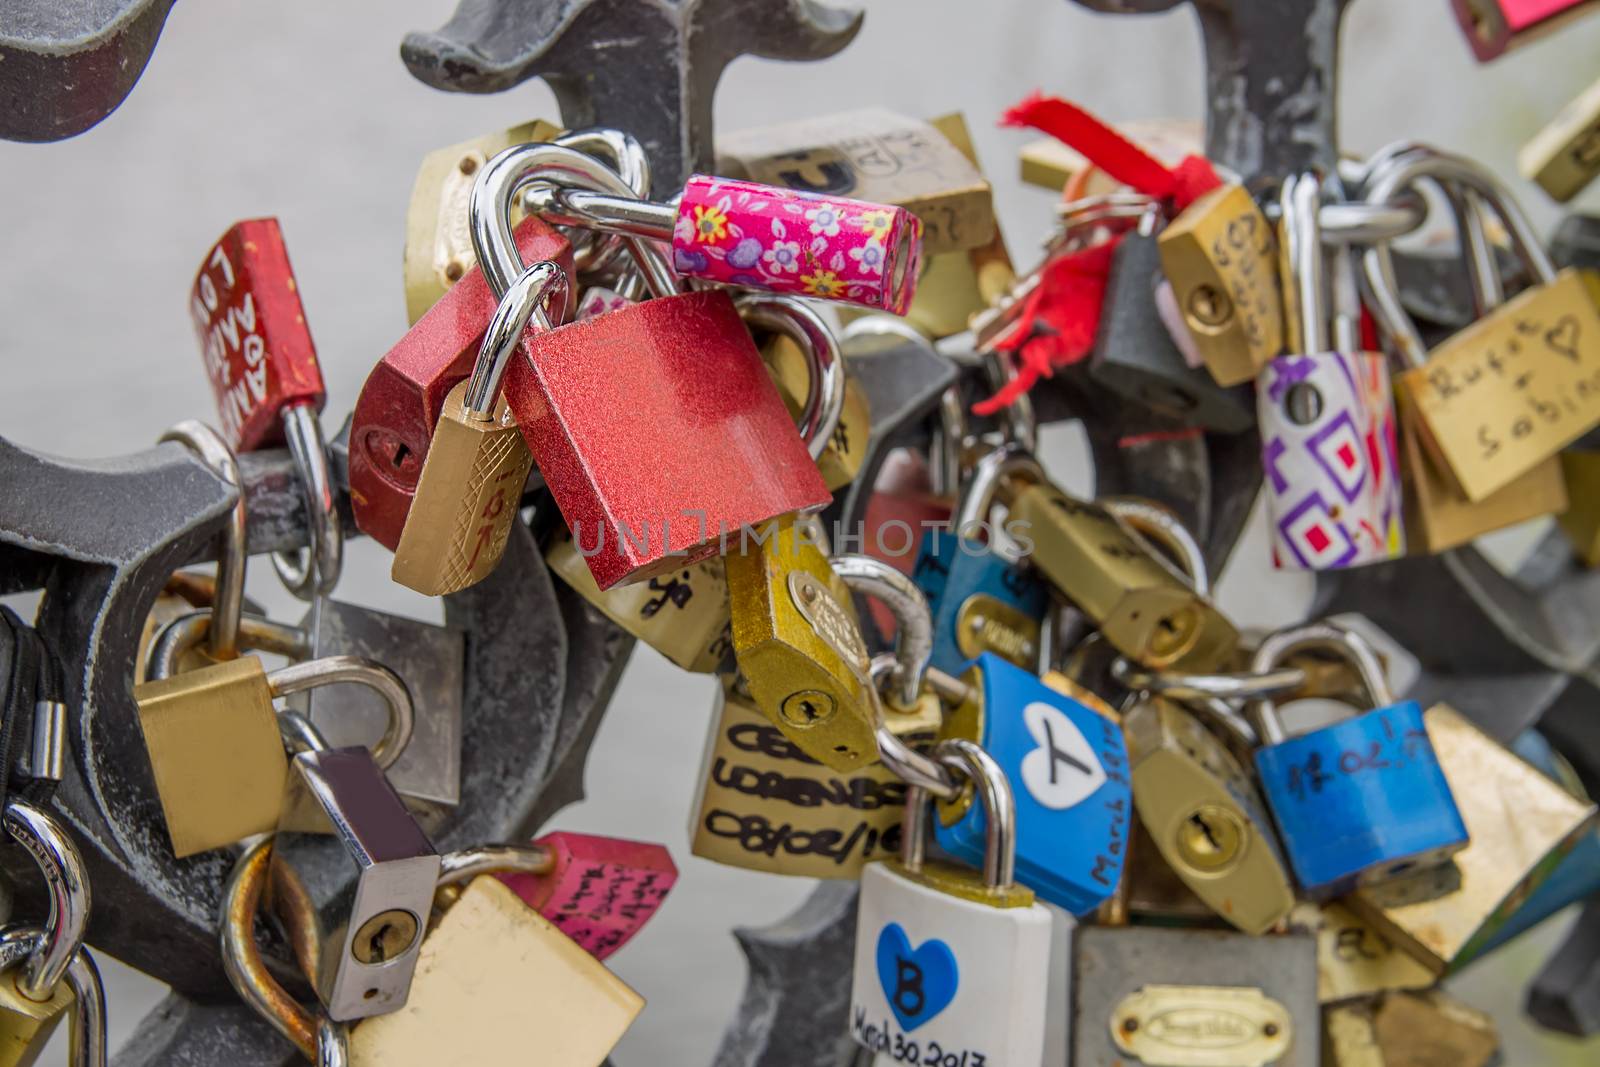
top-left (1101, 497), bottom-right (1209, 596)
top-left (3, 799), bottom-right (90, 999)
top-left (268, 656), bottom-right (415, 771)
top-left (276, 709), bottom-right (331, 756)
top-left (735, 294), bottom-right (844, 462)
top-left (220, 837), bottom-right (318, 1061)
top-left (830, 554), bottom-right (933, 710)
top-left (462, 260), bottom-right (571, 416)
top-left (1247, 622), bottom-right (1391, 747)
top-left (0, 929), bottom-right (105, 1067)
top-left (546, 127), bottom-right (652, 277)
top-left (934, 738), bottom-right (1017, 890)
top-left (159, 421), bottom-right (244, 659)
top-left (145, 610), bottom-right (311, 682)
top-left (877, 725), bottom-right (958, 801)
top-left (317, 1017), bottom-right (351, 1067)
top-left (271, 404), bottom-right (343, 601)
top-left (954, 443), bottom-right (1047, 538)
top-left (1110, 657), bottom-right (1306, 701)
top-left (436, 844), bottom-right (553, 888)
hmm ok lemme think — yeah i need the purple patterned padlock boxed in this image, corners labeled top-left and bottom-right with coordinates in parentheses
top-left (673, 175), bottom-right (922, 314)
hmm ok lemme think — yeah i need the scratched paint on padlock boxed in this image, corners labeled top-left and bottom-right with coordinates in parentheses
top-left (189, 218), bottom-right (322, 451)
top-left (689, 684), bottom-right (905, 878)
top-left (1400, 270), bottom-right (1600, 501)
top-left (497, 832), bottom-right (677, 961)
top-left (1259, 350), bottom-right (1404, 570)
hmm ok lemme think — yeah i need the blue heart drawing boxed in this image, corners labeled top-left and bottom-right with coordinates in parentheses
top-left (875, 923), bottom-right (959, 1032)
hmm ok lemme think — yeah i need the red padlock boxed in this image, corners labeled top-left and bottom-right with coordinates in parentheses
top-left (347, 216), bottom-right (573, 550)
top-left (502, 288), bottom-right (832, 589)
top-left (860, 448), bottom-right (953, 639)
top-left (495, 831), bottom-right (678, 961)
top-left (190, 218), bottom-right (322, 452)
top-left (1450, 0), bottom-right (1599, 61)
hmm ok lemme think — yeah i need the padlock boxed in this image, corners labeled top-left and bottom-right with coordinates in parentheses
top-left (1155, 179), bottom-right (1284, 386)
top-left (520, 144), bottom-right (922, 313)
top-left (1347, 703), bottom-right (1597, 974)
top-left (1119, 818), bottom-right (1224, 926)
top-left (271, 726), bottom-right (440, 1021)
top-left (390, 259), bottom-right (568, 596)
top-left (350, 213), bottom-right (573, 551)
top-left (1450, 0), bottom-right (1600, 62)
top-left (828, 552), bottom-right (949, 742)
top-left (1261, 174), bottom-right (1405, 569)
top-left (715, 105), bottom-right (993, 258)
top-left (288, 597), bottom-right (464, 830)
top-left (688, 674), bottom-right (907, 878)
top-left (491, 831), bottom-right (676, 960)
top-left (725, 517), bottom-right (879, 770)
top-left (1322, 989), bottom-right (1498, 1067)
top-left (1125, 694), bottom-right (1295, 935)
top-left (966, 447), bottom-right (1237, 670)
top-left (482, 145), bottom-right (833, 589)
top-left (760, 330), bottom-right (868, 492)
top-left (1558, 448), bottom-right (1600, 564)
top-left (935, 652), bottom-right (1130, 915)
top-left (1248, 623), bottom-right (1467, 898)
top-left (1287, 901), bottom-right (1434, 1005)
top-left (0, 800), bottom-right (104, 1067)
top-left (1520, 73), bottom-right (1600, 202)
top-left (849, 739), bottom-right (1052, 1067)
top-left (1552, 210), bottom-right (1600, 270)
top-left (1365, 150), bottom-right (1600, 503)
top-left (1363, 150), bottom-right (1568, 552)
top-left (1070, 924), bottom-right (1319, 1067)
top-left (736, 291), bottom-right (853, 489)
top-left (1093, 206), bottom-right (1256, 430)
top-left (134, 649), bottom-right (412, 857)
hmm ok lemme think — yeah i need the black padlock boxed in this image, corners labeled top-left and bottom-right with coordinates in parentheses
top-left (1526, 893), bottom-right (1600, 1037)
top-left (1552, 213), bottom-right (1600, 274)
top-left (1089, 224), bottom-right (1254, 434)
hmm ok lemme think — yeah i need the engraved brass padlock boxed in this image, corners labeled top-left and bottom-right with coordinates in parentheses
top-left (391, 260), bottom-right (569, 596)
top-left (1520, 73), bottom-right (1600, 203)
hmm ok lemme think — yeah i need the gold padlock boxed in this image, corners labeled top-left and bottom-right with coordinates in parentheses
top-left (1365, 150), bottom-right (1600, 503)
top-left (1518, 73), bottom-right (1600, 204)
top-left (392, 260), bottom-right (569, 596)
top-left (1322, 989), bottom-right (1498, 1067)
top-left (1347, 703), bottom-right (1598, 974)
top-left (752, 299), bottom-right (869, 492)
top-left (963, 448), bottom-right (1237, 670)
top-left (1557, 448), bottom-right (1600, 566)
top-left (725, 517), bottom-right (879, 771)
top-left (134, 648), bottom-right (413, 857)
top-left (1158, 182), bottom-right (1285, 386)
top-left (1289, 901), bottom-right (1434, 1005)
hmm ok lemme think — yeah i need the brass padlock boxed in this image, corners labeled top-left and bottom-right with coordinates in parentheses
top-left (1347, 703), bottom-right (1598, 974)
top-left (725, 517), bottom-right (878, 771)
top-left (392, 259), bottom-right (570, 596)
top-left (748, 294), bottom-right (866, 491)
top-left (1288, 901), bottom-right (1434, 1006)
top-left (1322, 989), bottom-right (1498, 1067)
top-left (1158, 182), bottom-right (1285, 386)
top-left (1557, 448), bottom-right (1600, 566)
top-left (1518, 73), bottom-right (1600, 203)
top-left (134, 647), bottom-right (413, 857)
top-left (762, 333), bottom-right (868, 492)
top-left (1125, 695), bottom-right (1295, 935)
top-left (962, 447), bottom-right (1237, 670)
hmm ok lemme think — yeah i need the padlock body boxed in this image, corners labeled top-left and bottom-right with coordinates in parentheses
top-left (1324, 990), bottom-right (1500, 1067)
top-left (504, 289), bottom-right (831, 590)
top-left (764, 331), bottom-right (870, 491)
top-left (1290, 900), bottom-right (1434, 1005)
top-left (133, 657), bottom-right (288, 857)
top-left (850, 861), bottom-right (1051, 1067)
top-left (349, 876), bottom-right (643, 1066)
top-left (1259, 350), bottom-right (1405, 570)
top-left (1519, 74), bottom-right (1600, 202)
top-left (1451, 0), bottom-right (1600, 61)
top-left (348, 215), bottom-right (572, 550)
top-left (0, 967), bottom-right (72, 1067)
top-left (936, 654), bottom-right (1132, 914)
top-left (1008, 482), bottom-right (1237, 670)
top-left (1349, 704), bottom-right (1598, 972)
top-left (674, 175), bottom-right (922, 314)
top-left (290, 598), bottom-right (463, 828)
top-left (913, 531), bottom-right (1045, 676)
top-left (689, 680), bottom-right (906, 877)
top-left (189, 218), bottom-right (323, 451)
top-left (391, 381), bottom-right (534, 596)
top-left (1397, 269), bottom-right (1600, 502)
top-left (1126, 698), bottom-right (1295, 935)
top-left (1558, 448), bottom-right (1600, 565)
top-left (1254, 699), bottom-right (1468, 897)
top-left (548, 534), bottom-right (733, 672)
top-left (495, 831), bottom-right (677, 960)
top-left (1092, 231), bottom-right (1256, 432)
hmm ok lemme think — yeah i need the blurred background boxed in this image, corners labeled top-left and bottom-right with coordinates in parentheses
top-left (1, 0), bottom-right (1598, 1062)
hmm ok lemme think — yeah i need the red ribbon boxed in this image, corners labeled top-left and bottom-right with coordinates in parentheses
top-left (974, 94), bottom-right (1225, 413)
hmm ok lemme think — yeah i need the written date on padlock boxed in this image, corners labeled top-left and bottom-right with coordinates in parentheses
top-left (1273, 715), bottom-right (1436, 803)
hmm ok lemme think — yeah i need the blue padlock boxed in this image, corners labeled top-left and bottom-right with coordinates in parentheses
top-left (912, 530), bottom-right (1047, 677)
top-left (934, 652), bottom-right (1131, 914)
top-left (1248, 623), bottom-right (1469, 899)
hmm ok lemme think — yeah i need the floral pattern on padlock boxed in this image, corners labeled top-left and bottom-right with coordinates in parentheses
top-left (1259, 350), bottom-right (1404, 570)
top-left (673, 175), bottom-right (922, 314)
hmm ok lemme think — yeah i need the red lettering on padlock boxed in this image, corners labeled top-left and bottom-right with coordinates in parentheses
top-left (496, 832), bottom-right (678, 961)
top-left (189, 218), bottom-right (323, 451)
top-left (347, 216), bottom-right (573, 550)
top-left (502, 289), bottom-right (831, 589)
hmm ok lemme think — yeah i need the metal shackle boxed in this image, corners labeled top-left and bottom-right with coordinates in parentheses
top-left (0, 926), bottom-right (105, 1067)
top-left (158, 421), bottom-right (246, 660)
top-left (1279, 171), bottom-right (1329, 356)
top-left (475, 141), bottom-right (678, 300)
top-left (273, 402), bottom-right (343, 602)
top-left (1100, 496), bottom-right (1210, 597)
top-left (900, 738), bottom-right (1019, 891)
top-left (735, 293), bottom-right (845, 462)
top-left (544, 127), bottom-right (653, 277)
top-left (266, 656), bottom-right (415, 772)
top-left (828, 553), bottom-right (932, 711)
top-left (145, 609), bottom-right (311, 682)
top-left (436, 843), bottom-right (554, 889)
top-left (2, 799), bottom-right (91, 1000)
top-left (460, 259), bottom-right (572, 420)
top-left (954, 443), bottom-right (1048, 542)
top-left (1247, 622), bottom-right (1393, 747)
